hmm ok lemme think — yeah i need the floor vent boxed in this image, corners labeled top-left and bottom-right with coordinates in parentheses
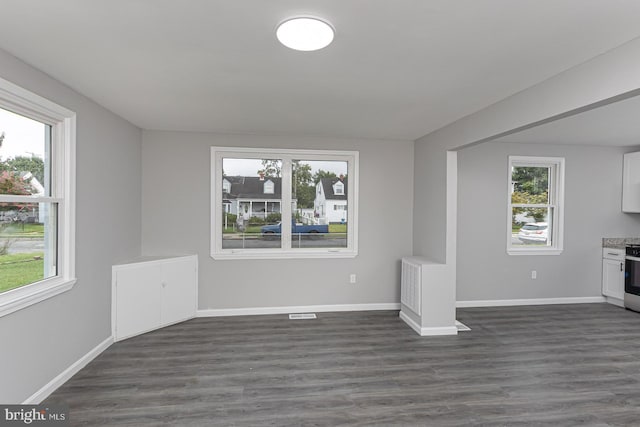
top-left (456, 320), bottom-right (471, 331)
top-left (289, 313), bottom-right (317, 320)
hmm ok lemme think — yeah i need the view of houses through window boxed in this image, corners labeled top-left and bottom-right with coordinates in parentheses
top-left (0, 107), bottom-right (57, 293)
top-left (221, 157), bottom-right (348, 250)
top-left (292, 159), bottom-right (347, 249)
top-left (222, 158), bottom-right (283, 249)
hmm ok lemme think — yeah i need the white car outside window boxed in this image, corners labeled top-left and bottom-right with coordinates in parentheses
top-left (517, 222), bottom-right (548, 244)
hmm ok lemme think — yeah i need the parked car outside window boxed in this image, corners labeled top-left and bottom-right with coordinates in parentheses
top-left (517, 222), bottom-right (548, 244)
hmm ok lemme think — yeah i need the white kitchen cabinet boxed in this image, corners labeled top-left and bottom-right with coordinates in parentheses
top-left (602, 248), bottom-right (625, 305)
top-left (622, 152), bottom-right (640, 212)
top-left (112, 255), bottom-right (198, 341)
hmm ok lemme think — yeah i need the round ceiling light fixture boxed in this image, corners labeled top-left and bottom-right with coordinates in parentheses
top-left (276, 17), bottom-right (334, 51)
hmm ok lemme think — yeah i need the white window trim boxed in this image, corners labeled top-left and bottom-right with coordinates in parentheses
top-left (507, 156), bottom-right (564, 256)
top-left (211, 147), bottom-right (358, 260)
top-left (0, 77), bottom-right (76, 317)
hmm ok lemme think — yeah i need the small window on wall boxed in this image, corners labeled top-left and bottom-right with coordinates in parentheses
top-left (508, 156), bottom-right (564, 255)
top-left (263, 180), bottom-right (274, 194)
top-left (333, 181), bottom-right (344, 195)
top-left (211, 147), bottom-right (358, 259)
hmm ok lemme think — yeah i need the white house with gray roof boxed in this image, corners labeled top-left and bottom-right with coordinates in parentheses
top-left (314, 177), bottom-right (347, 224)
top-left (222, 175), bottom-right (284, 220)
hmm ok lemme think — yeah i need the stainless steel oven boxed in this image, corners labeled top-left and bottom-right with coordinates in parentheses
top-left (625, 245), bottom-right (640, 312)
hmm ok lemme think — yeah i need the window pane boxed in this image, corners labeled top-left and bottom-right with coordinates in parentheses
top-left (0, 107), bottom-right (51, 197)
top-left (0, 202), bottom-right (57, 293)
top-left (511, 207), bottom-right (552, 247)
top-left (511, 166), bottom-right (550, 204)
top-left (221, 158), bottom-right (282, 249)
top-left (292, 160), bottom-right (347, 249)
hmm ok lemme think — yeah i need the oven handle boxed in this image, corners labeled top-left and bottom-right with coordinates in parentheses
top-left (626, 255), bottom-right (640, 261)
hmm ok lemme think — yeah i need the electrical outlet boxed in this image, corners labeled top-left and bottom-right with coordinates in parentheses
top-left (531, 270), bottom-right (537, 279)
top-left (349, 274), bottom-right (357, 284)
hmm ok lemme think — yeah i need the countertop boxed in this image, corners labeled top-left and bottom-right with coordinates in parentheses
top-left (602, 237), bottom-right (640, 249)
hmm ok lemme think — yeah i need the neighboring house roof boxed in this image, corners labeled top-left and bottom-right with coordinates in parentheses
top-left (223, 176), bottom-right (282, 200)
top-left (319, 177), bottom-right (347, 200)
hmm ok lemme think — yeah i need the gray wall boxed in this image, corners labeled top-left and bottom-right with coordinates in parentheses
top-left (457, 141), bottom-right (640, 301)
top-left (412, 140), bottom-right (449, 262)
top-left (0, 49), bottom-right (142, 402)
top-left (141, 131), bottom-right (414, 310)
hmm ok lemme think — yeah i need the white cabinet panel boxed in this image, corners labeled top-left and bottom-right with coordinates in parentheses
top-left (114, 263), bottom-right (163, 340)
top-left (622, 152), bottom-right (640, 213)
top-left (113, 255), bottom-right (198, 341)
top-left (602, 257), bottom-right (624, 300)
top-left (161, 257), bottom-right (197, 325)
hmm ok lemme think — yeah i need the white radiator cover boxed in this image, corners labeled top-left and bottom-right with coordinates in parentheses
top-left (399, 256), bottom-right (457, 336)
top-left (401, 258), bottom-right (422, 315)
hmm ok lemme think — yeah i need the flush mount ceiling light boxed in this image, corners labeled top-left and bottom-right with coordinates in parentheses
top-left (276, 17), bottom-right (334, 51)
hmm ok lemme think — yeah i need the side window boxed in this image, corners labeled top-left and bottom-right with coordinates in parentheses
top-left (508, 156), bottom-right (564, 255)
top-left (0, 77), bottom-right (76, 317)
top-left (0, 108), bottom-right (55, 293)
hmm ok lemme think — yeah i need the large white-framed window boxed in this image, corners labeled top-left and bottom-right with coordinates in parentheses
top-left (0, 77), bottom-right (76, 317)
top-left (507, 156), bottom-right (564, 256)
top-left (211, 147), bottom-right (358, 259)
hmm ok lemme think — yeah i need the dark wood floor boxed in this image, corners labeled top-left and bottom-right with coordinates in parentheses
top-left (47, 304), bottom-right (640, 426)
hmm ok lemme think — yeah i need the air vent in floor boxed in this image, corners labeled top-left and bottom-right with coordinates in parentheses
top-left (289, 313), bottom-right (317, 320)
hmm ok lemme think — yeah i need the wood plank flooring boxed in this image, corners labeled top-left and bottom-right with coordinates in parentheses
top-left (46, 304), bottom-right (640, 426)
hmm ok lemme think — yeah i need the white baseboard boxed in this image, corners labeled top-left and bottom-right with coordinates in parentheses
top-left (456, 296), bottom-right (606, 308)
top-left (399, 311), bottom-right (458, 336)
top-left (198, 297), bottom-right (608, 317)
top-left (23, 336), bottom-right (113, 404)
top-left (197, 303), bottom-right (400, 317)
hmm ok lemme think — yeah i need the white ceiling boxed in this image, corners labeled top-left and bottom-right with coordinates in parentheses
top-left (2, 1), bottom-right (640, 141)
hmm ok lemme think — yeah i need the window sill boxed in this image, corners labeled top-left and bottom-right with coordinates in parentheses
top-left (211, 250), bottom-right (358, 260)
top-left (507, 248), bottom-right (563, 256)
top-left (0, 277), bottom-right (77, 318)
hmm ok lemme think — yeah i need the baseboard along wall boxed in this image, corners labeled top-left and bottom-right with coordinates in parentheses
top-left (456, 296), bottom-right (606, 308)
top-left (197, 297), bottom-right (607, 316)
top-left (197, 303), bottom-right (401, 317)
top-left (23, 336), bottom-right (113, 404)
